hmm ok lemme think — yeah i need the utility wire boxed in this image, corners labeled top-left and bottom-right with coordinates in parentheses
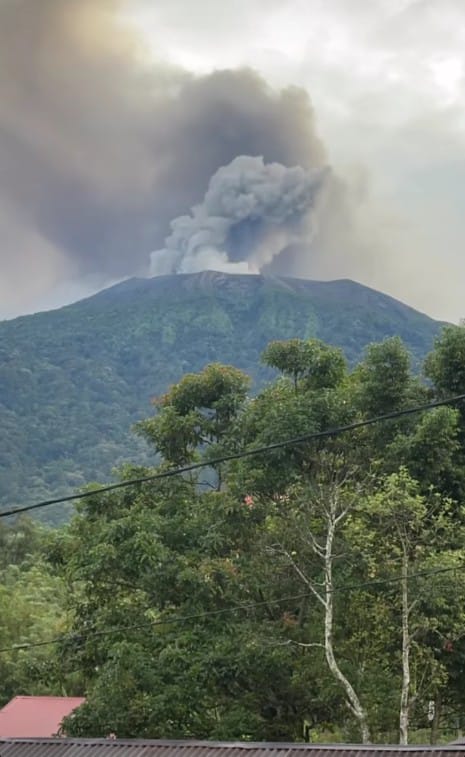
top-left (0, 564), bottom-right (460, 656)
top-left (2, 392), bottom-right (465, 519)
top-left (3, 394), bottom-right (465, 518)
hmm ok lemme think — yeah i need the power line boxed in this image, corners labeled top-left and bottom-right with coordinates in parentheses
top-left (0, 564), bottom-right (460, 656)
top-left (2, 392), bottom-right (464, 520)
top-left (0, 591), bottom-right (312, 655)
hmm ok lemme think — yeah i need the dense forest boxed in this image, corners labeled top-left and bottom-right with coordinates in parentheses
top-left (2, 324), bottom-right (465, 745)
top-left (0, 271), bottom-right (443, 516)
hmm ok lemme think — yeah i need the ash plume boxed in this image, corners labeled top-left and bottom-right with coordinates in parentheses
top-left (1, 0), bottom-right (392, 322)
top-left (0, 0), bottom-right (333, 314)
top-left (150, 156), bottom-right (329, 275)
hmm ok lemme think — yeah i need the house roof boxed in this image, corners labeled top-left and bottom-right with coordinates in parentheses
top-left (1, 740), bottom-right (465, 757)
top-left (0, 697), bottom-right (85, 738)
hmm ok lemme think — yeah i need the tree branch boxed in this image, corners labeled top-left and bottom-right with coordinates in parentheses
top-left (272, 544), bottom-right (326, 608)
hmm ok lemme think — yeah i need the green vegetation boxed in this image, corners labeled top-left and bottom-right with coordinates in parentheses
top-left (0, 272), bottom-right (444, 518)
top-left (0, 517), bottom-right (78, 706)
top-left (2, 325), bottom-right (465, 744)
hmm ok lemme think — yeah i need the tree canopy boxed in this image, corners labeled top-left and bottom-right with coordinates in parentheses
top-left (0, 272), bottom-right (443, 519)
top-left (3, 327), bottom-right (465, 744)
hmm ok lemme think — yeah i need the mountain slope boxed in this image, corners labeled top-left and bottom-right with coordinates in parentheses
top-left (0, 271), bottom-right (444, 518)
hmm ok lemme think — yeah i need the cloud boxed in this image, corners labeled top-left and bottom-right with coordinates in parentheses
top-left (2, 0), bottom-right (465, 321)
top-left (131, 0), bottom-right (465, 320)
top-left (0, 0), bottom-right (333, 316)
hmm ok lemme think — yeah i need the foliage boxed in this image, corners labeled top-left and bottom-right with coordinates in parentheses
top-left (3, 328), bottom-right (465, 745)
top-left (0, 518), bottom-right (77, 706)
top-left (262, 339), bottom-right (346, 391)
top-left (137, 364), bottom-right (249, 469)
top-left (424, 325), bottom-right (465, 399)
top-left (0, 272), bottom-right (443, 520)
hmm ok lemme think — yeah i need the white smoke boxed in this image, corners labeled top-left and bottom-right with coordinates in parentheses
top-left (150, 155), bottom-right (329, 275)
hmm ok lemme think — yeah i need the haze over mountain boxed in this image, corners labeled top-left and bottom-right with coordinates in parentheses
top-left (0, 271), bottom-right (445, 519)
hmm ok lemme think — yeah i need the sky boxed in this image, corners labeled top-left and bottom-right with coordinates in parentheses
top-left (1, 0), bottom-right (465, 322)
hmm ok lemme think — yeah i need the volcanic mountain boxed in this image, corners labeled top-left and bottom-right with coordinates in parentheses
top-left (0, 271), bottom-right (444, 518)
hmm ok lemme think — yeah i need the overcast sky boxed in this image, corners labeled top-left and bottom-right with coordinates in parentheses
top-left (1, 0), bottom-right (464, 321)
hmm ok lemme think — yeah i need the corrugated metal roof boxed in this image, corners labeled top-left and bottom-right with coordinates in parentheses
top-left (0, 697), bottom-right (86, 738)
top-left (1, 740), bottom-right (465, 757)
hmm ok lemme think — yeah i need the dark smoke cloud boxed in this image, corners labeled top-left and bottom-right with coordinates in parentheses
top-left (0, 0), bottom-right (332, 308)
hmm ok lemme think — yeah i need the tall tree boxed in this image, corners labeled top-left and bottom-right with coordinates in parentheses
top-left (137, 364), bottom-right (249, 487)
top-left (424, 325), bottom-right (465, 400)
top-left (33, 333), bottom-right (465, 742)
top-left (350, 470), bottom-right (465, 744)
top-left (263, 455), bottom-right (371, 743)
top-left (262, 339), bottom-right (346, 393)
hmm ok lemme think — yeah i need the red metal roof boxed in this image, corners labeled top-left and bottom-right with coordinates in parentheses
top-left (0, 696), bottom-right (85, 737)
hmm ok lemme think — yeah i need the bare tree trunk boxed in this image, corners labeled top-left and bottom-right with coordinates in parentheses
top-left (324, 508), bottom-right (371, 744)
top-left (277, 466), bottom-right (371, 743)
top-left (430, 692), bottom-right (442, 745)
top-left (399, 547), bottom-right (410, 745)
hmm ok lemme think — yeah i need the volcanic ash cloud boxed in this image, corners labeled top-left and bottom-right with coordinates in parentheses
top-left (150, 155), bottom-right (330, 276)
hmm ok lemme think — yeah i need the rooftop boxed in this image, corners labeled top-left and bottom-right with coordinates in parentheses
top-left (1, 740), bottom-right (465, 757)
top-left (0, 696), bottom-right (85, 738)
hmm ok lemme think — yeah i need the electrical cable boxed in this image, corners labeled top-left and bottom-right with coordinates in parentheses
top-left (2, 393), bottom-right (464, 519)
top-left (0, 564), bottom-right (459, 655)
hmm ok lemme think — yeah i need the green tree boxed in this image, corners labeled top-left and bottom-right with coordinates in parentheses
top-left (424, 325), bottom-right (465, 399)
top-left (262, 339), bottom-right (346, 392)
top-left (384, 407), bottom-right (462, 500)
top-left (59, 474), bottom-right (331, 740)
top-left (137, 364), bottom-right (249, 485)
top-left (349, 470), bottom-right (465, 744)
top-left (0, 520), bottom-right (75, 706)
top-left (261, 455), bottom-right (371, 743)
top-left (356, 337), bottom-right (417, 417)
top-left (33, 335), bottom-right (465, 741)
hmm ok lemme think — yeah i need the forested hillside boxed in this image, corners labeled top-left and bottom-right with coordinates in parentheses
top-left (0, 272), bottom-right (444, 515)
top-left (3, 327), bottom-right (465, 745)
